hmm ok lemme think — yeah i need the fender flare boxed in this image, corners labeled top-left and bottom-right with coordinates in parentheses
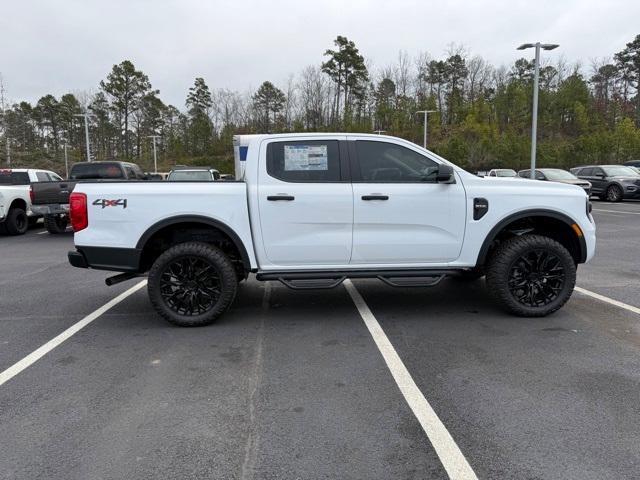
top-left (136, 215), bottom-right (252, 271)
top-left (476, 209), bottom-right (587, 265)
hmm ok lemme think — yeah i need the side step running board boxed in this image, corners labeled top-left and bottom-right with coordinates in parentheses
top-left (278, 277), bottom-right (347, 290)
top-left (377, 275), bottom-right (444, 288)
top-left (257, 269), bottom-right (459, 291)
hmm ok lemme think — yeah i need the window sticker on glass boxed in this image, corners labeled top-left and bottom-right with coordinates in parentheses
top-left (284, 145), bottom-right (328, 171)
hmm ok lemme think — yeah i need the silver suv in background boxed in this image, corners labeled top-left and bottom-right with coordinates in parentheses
top-left (517, 168), bottom-right (591, 196)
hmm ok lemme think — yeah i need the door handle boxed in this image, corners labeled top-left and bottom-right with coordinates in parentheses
top-left (267, 195), bottom-right (295, 201)
top-left (361, 195), bottom-right (389, 201)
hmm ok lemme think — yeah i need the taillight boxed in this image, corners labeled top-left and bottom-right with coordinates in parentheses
top-left (29, 185), bottom-right (34, 203)
top-left (69, 192), bottom-right (88, 232)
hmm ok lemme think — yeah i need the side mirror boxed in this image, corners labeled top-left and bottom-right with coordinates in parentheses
top-left (436, 164), bottom-right (455, 183)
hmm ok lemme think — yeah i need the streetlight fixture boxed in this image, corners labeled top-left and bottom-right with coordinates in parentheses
top-left (74, 113), bottom-right (95, 162)
top-left (147, 135), bottom-right (161, 174)
top-left (415, 110), bottom-right (436, 149)
top-left (517, 42), bottom-right (559, 179)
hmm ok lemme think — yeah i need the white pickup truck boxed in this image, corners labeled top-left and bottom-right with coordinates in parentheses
top-left (68, 134), bottom-right (596, 326)
top-left (0, 168), bottom-right (63, 235)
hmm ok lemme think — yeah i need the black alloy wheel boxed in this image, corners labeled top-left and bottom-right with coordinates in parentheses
top-left (507, 249), bottom-right (565, 307)
top-left (159, 256), bottom-right (221, 316)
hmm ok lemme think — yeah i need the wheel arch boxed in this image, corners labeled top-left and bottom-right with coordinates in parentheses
top-left (136, 215), bottom-right (252, 274)
top-left (9, 198), bottom-right (27, 212)
top-left (476, 209), bottom-right (587, 266)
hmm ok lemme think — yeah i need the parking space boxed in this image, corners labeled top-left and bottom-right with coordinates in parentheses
top-left (1, 204), bottom-right (639, 479)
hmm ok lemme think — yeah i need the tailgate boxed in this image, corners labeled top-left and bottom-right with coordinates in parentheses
top-left (32, 181), bottom-right (76, 205)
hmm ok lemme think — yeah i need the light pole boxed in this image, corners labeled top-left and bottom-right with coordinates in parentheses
top-left (415, 110), bottom-right (436, 149)
top-left (147, 135), bottom-right (161, 174)
top-left (62, 143), bottom-right (69, 178)
top-left (517, 42), bottom-right (559, 179)
top-left (74, 113), bottom-right (95, 162)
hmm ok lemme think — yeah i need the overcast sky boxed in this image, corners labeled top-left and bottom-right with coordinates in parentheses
top-left (1, 0), bottom-right (638, 108)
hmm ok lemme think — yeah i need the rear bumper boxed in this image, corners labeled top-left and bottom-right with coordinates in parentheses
top-left (31, 204), bottom-right (69, 215)
top-left (68, 246), bottom-right (142, 272)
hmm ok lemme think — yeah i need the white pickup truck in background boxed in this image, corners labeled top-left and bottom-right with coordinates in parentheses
top-left (68, 133), bottom-right (596, 326)
top-left (0, 168), bottom-right (63, 235)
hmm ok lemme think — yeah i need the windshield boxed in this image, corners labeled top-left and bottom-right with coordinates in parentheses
top-left (603, 166), bottom-right (639, 177)
top-left (496, 169), bottom-right (516, 177)
top-left (542, 169), bottom-right (577, 181)
top-left (168, 170), bottom-right (213, 181)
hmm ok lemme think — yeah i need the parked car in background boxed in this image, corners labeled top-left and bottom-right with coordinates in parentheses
top-left (487, 169), bottom-right (517, 178)
top-left (570, 165), bottom-right (640, 202)
top-left (623, 160), bottom-right (640, 168)
top-left (31, 161), bottom-right (147, 234)
top-left (167, 167), bottom-right (220, 181)
top-left (517, 168), bottom-right (591, 195)
top-left (220, 173), bottom-right (235, 181)
top-left (0, 168), bottom-right (63, 235)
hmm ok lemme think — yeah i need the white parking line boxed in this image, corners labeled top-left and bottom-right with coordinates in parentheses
top-left (36, 230), bottom-right (48, 235)
top-left (593, 208), bottom-right (640, 215)
top-left (344, 279), bottom-right (478, 480)
top-left (0, 280), bottom-right (147, 387)
top-left (575, 287), bottom-right (640, 315)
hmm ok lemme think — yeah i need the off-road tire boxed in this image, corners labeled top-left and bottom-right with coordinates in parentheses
top-left (486, 234), bottom-right (576, 317)
top-left (44, 214), bottom-right (69, 234)
top-left (148, 242), bottom-right (237, 327)
top-left (605, 184), bottom-right (623, 202)
top-left (5, 208), bottom-right (28, 235)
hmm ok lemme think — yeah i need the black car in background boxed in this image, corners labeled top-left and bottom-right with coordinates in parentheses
top-left (570, 165), bottom-right (640, 202)
top-left (517, 168), bottom-right (591, 195)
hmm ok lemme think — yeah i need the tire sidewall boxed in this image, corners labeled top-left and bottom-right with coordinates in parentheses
top-left (148, 242), bottom-right (237, 327)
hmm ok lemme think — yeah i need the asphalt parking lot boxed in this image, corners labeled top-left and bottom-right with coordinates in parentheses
top-left (1, 200), bottom-right (639, 480)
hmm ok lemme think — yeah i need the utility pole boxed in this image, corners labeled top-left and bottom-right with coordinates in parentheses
top-left (0, 74), bottom-right (8, 166)
top-left (517, 42), bottom-right (559, 179)
top-left (415, 110), bottom-right (436, 148)
top-left (63, 143), bottom-right (69, 178)
top-left (74, 113), bottom-right (95, 162)
top-left (147, 135), bottom-right (161, 174)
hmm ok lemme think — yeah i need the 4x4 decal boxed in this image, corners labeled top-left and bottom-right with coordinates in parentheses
top-left (93, 198), bottom-right (128, 209)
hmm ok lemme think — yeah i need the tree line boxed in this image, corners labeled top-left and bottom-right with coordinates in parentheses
top-left (1, 34), bottom-right (639, 175)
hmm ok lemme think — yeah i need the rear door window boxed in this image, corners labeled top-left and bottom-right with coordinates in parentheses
top-left (266, 140), bottom-right (341, 182)
top-left (36, 172), bottom-right (50, 182)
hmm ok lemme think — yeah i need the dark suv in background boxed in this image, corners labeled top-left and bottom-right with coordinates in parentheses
top-left (570, 165), bottom-right (640, 202)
